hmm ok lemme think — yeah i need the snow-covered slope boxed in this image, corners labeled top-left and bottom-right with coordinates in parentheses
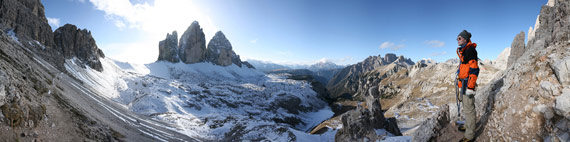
top-left (64, 58), bottom-right (339, 141)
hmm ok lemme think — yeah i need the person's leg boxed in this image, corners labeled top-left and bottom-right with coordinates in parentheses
top-left (462, 94), bottom-right (476, 140)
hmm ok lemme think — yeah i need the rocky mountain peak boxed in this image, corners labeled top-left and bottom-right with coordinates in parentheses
top-left (178, 21), bottom-right (206, 64)
top-left (206, 31), bottom-right (238, 66)
top-left (209, 31), bottom-right (232, 50)
top-left (394, 55), bottom-right (414, 66)
top-left (383, 53), bottom-right (398, 63)
top-left (506, 31), bottom-right (525, 67)
top-left (0, 0), bottom-right (54, 47)
top-left (157, 31), bottom-right (179, 62)
top-left (54, 24), bottom-right (105, 71)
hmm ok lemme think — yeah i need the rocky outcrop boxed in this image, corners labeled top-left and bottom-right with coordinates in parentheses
top-left (206, 31), bottom-right (241, 67)
top-left (178, 21), bottom-right (206, 64)
top-left (157, 31), bottom-right (179, 62)
top-left (0, 0), bottom-right (54, 47)
top-left (54, 24), bottom-right (105, 71)
top-left (506, 31), bottom-right (525, 67)
top-left (411, 105), bottom-right (454, 141)
top-left (335, 93), bottom-right (401, 141)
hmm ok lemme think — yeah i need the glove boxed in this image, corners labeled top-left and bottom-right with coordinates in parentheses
top-left (466, 89), bottom-right (475, 96)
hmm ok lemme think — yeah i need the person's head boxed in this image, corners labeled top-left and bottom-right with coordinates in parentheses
top-left (457, 30), bottom-right (471, 46)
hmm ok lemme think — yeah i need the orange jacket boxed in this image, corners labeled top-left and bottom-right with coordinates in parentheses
top-left (456, 41), bottom-right (479, 90)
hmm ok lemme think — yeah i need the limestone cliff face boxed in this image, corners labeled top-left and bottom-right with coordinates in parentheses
top-left (54, 24), bottom-right (105, 72)
top-left (157, 31), bottom-right (179, 63)
top-left (178, 21), bottom-right (207, 64)
top-left (0, 0), bottom-right (54, 47)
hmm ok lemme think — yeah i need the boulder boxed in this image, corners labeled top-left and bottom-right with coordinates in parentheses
top-left (507, 31), bottom-right (525, 67)
top-left (366, 95), bottom-right (385, 128)
top-left (552, 57), bottom-right (570, 86)
top-left (335, 94), bottom-right (401, 141)
top-left (178, 21), bottom-right (206, 64)
top-left (335, 106), bottom-right (378, 142)
top-left (411, 105), bottom-right (450, 142)
top-left (53, 24), bottom-right (105, 71)
top-left (556, 88), bottom-right (570, 119)
top-left (157, 31), bottom-right (179, 62)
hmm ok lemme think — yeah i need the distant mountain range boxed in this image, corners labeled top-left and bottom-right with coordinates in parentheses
top-left (246, 59), bottom-right (345, 72)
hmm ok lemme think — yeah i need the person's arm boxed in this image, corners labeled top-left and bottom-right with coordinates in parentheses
top-left (466, 48), bottom-right (479, 90)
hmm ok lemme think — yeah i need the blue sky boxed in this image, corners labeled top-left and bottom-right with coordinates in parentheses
top-left (42, 0), bottom-right (547, 65)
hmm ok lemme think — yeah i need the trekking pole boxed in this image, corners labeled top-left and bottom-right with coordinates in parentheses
top-left (455, 74), bottom-right (461, 118)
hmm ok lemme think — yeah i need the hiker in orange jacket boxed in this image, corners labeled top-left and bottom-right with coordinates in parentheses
top-left (456, 30), bottom-right (478, 142)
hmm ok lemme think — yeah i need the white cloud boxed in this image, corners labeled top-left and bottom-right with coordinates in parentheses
top-left (379, 41), bottom-right (405, 50)
top-left (316, 56), bottom-right (354, 65)
top-left (424, 40), bottom-right (445, 48)
top-left (317, 58), bottom-right (332, 63)
top-left (250, 38), bottom-right (258, 44)
top-left (85, 0), bottom-right (219, 64)
top-left (88, 0), bottom-right (218, 37)
top-left (430, 51), bottom-right (447, 56)
top-left (46, 17), bottom-right (60, 29)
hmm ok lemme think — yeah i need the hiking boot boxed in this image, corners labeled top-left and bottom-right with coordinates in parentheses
top-left (458, 124), bottom-right (466, 132)
top-left (459, 137), bottom-right (473, 142)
